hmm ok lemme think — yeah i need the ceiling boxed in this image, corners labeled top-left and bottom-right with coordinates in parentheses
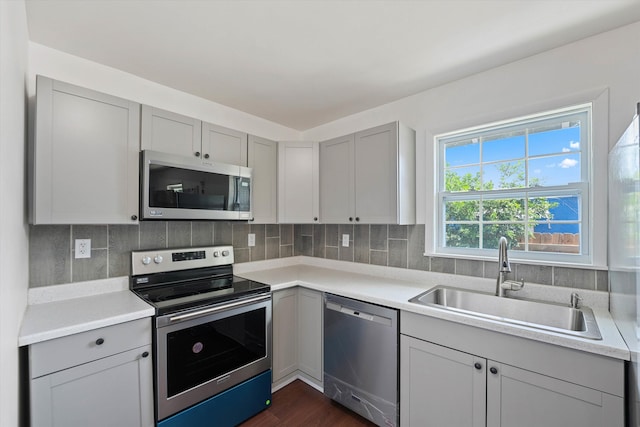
top-left (25, 0), bottom-right (640, 131)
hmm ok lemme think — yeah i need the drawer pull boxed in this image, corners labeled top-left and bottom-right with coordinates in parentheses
top-left (474, 363), bottom-right (482, 370)
top-left (141, 351), bottom-right (149, 358)
top-left (95, 338), bottom-right (105, 346)
top-left (490, 367), bottom-right (498, 375)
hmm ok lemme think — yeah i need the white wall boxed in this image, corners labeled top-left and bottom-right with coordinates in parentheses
top-left (302, 21), bottom-right (640, 268)
top-left (28, 43), bottom-right (302, 142)
top-left (0, 1), bottom-right (30, 426)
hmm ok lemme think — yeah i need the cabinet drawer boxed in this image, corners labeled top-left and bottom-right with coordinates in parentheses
top-left (30, 318), bottom-right (151, 378)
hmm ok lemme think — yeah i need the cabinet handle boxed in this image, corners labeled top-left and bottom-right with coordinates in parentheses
top-left (314, 217), bottom-right (318, 221)
top-left (349, 217), bottom-right (353, 222)
top-left (142, 351), bottom-right (149, 358)
top-left (95, 338), bottom-right (105, 346)
top-left (204, 153), bottom-right (210, 159)
top-left (131, 214), bottom-right (138, 221)
top-left (249, 218), bottom-right (255, 222)
top-left (355, 217), bottom-right (360, 222)
top-left (490, 367), bottom-right (498, 375)
top-left (474, 362), bottom-right (482, 370)
top-left (195, 151), bottom-right (201, 157)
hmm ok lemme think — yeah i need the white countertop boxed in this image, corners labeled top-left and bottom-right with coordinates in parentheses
top-left (19, 277), bottom-right (154, 346)
top-left (18, 256), bottom-right (630, 361)
top-left (235, 256), bottom-right (631, 361)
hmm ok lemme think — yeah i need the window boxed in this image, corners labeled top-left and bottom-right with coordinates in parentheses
top-left (436, 104), bottom-right (591, 263)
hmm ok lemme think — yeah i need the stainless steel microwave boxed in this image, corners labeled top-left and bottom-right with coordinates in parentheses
top-left (140, 150), bottom-right (252, 221)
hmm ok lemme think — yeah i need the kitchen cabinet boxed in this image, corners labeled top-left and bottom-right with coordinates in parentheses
top-left (202, 121), bottom-right (248, 166)
top-left (272, 287), bottom-right (323, 386)
top-left (141, 105), bottom-right (248, 166)
top-left (400, 311), bottom-right (624, 427)
top-left (140, 105), bottom-right (201, 159)
top-left (319, 122), bottom-right (416, 224)
top-left (29, 318), bottom-right (153, 427)
top-left (30, 76), bottom-right (140, 224)
top-left (248, 135), bottom-right (278, 223)
top-left (297, 287), bottom-right (323, 382)
top-left (278, 141), bottom-right (320, 224)
top-left (272, 288), bottom-right (298, 382)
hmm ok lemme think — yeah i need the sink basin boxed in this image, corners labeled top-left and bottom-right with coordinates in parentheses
top-left (409, 286), bottom-right (602, 340)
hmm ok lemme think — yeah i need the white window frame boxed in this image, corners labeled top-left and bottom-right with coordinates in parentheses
top-left (434, 103), bottom-right (592, 265)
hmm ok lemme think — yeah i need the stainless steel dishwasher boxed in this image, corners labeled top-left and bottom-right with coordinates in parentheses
top-left (323, 293), bottom-right (399, 427)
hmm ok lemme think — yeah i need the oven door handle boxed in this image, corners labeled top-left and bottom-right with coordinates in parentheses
top-left (168, 294), bottom-right (271, 323)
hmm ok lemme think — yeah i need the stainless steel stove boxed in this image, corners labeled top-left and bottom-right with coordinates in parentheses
top-left (130, 246), bottom-right (272, 427)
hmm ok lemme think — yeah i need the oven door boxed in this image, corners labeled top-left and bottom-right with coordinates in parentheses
top-left (155, 294), bottom-right (272, 421)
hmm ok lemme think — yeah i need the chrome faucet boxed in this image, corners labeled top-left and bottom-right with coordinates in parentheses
top-left (496, 236), bottom-right (512, 297)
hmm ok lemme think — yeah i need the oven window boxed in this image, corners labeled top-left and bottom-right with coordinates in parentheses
top-left (166, 307), bottom-right (266, 397)
top-left (148, 164), bottom-right (250, 211)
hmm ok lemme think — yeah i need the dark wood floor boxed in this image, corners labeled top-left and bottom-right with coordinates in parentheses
top-left (239, 380), bottom-right (377, 427)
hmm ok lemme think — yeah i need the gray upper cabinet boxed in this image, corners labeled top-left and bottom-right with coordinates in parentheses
top-left (248, 135), bottom-right (278, 223)
top-left (140, 105), bottom-right (201, 159)
top-left (319, 134), bottom-right (355, 223)
top-left (30, 76), bottom-right (140, 224)
top-left (278, 141), bottom-right (320, 224)
top-left (202, 122), bottom-right (248, 166)
top-left (141, 105), bottom-right (248, 166)
top-left (319, 122), bottom-right (416, 224)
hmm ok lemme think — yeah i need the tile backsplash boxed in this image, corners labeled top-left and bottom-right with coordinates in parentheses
top-left (29, 222), bottom-right (608, 291)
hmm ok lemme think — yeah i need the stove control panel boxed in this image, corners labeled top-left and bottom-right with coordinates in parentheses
top-left (131, 246), bottom-right (235, 275)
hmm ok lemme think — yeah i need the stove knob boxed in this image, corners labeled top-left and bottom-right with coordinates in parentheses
top-left (213, 251), bottom-right (220, 257)
top-left (222, 250), bottom-right (230, 257)
top-left (141, 256), bottom-right (151, 265)
top-left (154, 255), bottom-right (163, 264)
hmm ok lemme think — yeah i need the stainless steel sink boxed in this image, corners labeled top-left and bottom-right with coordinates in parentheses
top-left (409, 286), bottom-right (602, 340)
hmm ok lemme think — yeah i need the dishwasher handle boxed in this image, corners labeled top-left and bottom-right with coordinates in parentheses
top-left (325, 301), bottom-right (393, 327)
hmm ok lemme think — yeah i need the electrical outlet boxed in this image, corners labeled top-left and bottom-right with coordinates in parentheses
top-left (75, 239), bottom-right (91, 259)
top-left (342, 234), bottom-right (350, 247)
top-left (248, 233), bottom-right (256, 247)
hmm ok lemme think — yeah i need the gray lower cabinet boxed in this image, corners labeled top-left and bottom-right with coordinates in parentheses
top-left (31, 76), bottom-right (140, 224)
top-left (400, 311), bottom-right (624, 427)
top-left (401, 335), bottom-right (486, 427)
top-left (29, 318), bottom-right (153, 427)
top-left (272, 288), bottom-right (323, 386)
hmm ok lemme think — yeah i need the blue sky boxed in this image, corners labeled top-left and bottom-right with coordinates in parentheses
top-left (445, 126), bottom-right (581, 189)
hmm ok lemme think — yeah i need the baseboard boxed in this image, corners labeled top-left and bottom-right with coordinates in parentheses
top-left (272, 371), bottom-right (323, 394)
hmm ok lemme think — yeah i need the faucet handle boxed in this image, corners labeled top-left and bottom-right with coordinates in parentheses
top-left (570, 292), bottom-right (582, 309)
top-left (501, 278), bottom-right (525, 292)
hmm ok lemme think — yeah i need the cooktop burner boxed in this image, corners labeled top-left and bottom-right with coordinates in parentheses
top-left (130, 246), bottom-right (270, 316)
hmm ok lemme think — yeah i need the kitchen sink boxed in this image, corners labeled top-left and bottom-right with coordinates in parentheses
top-left (409, 286), bottom-right (602, 340)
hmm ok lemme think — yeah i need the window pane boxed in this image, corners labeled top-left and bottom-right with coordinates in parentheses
top-left (482, 198), bottom-right (525, 222)
top-left (445, 200), bottom-right (479, 221)
top-left (482, 225), bottom-right (525, 251)
top-left (445, 224), bottom-right (479, 248)
top-left (528, 230), bottom-right (581, 254)
top-left (528, 123), bottom-right (581, 157)
top-left (528, 154), bottom-right (580, 187)
top-left (445, 166), bottom-right (481, 192)
top-left (530, 196), bottom-right (579, 225)
top-left (482, 134), bottom-right (525, 162)
top-left (483, 161), bottom-right (525, 190)
top-left (445, 141), bottom-right (479, 167)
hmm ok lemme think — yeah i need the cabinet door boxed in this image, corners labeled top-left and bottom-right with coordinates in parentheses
top-left (248, 135), bottom-right (277, 223)
top-left (278, 142), bottom-right (319, 223)
top-left (31, 346), bottom-right (153, 427)
top-left (400, 335), bottom-right (486, 427)
top-left (320, 134), bottom-right (355, 224)
top-left (297, 288), bottom-right (323, 382)
top-left (140, 105), bottom-right (201, 159)
top-left (31, 76), bottom-right (140, 224)
top-left (354, 122), bottom-right (398, 224)
top-left (272, 288), bottom-right (299, 382)
top-left (486, 362), bottom-right (624, 427)
top-left (202, 122), bottom-right (248, 166)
